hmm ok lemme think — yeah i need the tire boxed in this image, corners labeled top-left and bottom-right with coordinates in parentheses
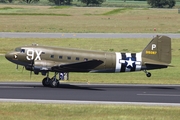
top-left (50, 79), bottom-right (59, 88)
top-left (42, 77), bottom-right (50, 87)
top-left (146, 72), bottom-right (151, 77)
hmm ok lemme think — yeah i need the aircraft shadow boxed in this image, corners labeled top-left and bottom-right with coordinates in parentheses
top-left (57, 84), bottom-right (104, 91)
top-left (0, 83), bottom-right (103, 91)
top-left (149, 87), bottom-right (176, 90)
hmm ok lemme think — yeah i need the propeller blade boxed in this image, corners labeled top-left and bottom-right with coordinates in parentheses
top-left (29, 59), bottom-right (35, 79)
top-left (16, 64), bottom-right (18, 69)
top-left (30, 70), bottom-right (32, 79)
top-left (22, 66), bottom-right (24, 73)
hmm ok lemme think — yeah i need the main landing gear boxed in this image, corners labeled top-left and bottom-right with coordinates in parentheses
top-left (144, 70), bottom-right (151, 77)
top-left (42, 72), bottom-right (59, 88)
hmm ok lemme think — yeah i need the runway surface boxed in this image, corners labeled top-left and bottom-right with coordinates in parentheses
top-left (0, 82), bottom-right (180, 106)
top-left (0, 32), bottom-right (180, 38)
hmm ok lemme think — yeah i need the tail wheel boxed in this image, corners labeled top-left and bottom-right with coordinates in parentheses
top-left (144, 70), bottom-right (151, 77)
top-left (146, 72), bottom-right (151, 77)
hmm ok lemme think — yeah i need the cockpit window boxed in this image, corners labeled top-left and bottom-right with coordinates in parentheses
top-left (20, 49), bottom-right (25, 53)
top-left (15, 47), bottom-right (21, 52)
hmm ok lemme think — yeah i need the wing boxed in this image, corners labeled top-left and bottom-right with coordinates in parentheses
top-left (51, 59), bottom-right (104, 72)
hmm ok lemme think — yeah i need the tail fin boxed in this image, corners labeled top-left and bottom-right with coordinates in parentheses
top-left (142, 35), bottom-right (171, 65)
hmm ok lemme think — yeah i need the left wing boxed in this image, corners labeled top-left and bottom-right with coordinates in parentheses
top-left (51, 59), bottom-right (104, 72)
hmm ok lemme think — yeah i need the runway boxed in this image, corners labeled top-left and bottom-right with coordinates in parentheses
top-left (0, 82), bottom-right (180, 106)
top-left (0, 32), bottom-right (180, 38)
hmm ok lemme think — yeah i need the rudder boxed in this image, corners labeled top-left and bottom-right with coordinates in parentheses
top-left (142, 35), bottom-right (171, 65)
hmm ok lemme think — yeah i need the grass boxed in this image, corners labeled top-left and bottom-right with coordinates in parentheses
top-left (1, 38), bottom-right (180, 84)
top-left (0, 103), bottom-right (179, 120)
top-left (102, 8), bottom-right (133, 15)
top-left (0, 5), bottom-right (180, 33)
top-left (0, 4), bottom-right (180, 118)
top-left (0, 12), bottom-right (71, 16)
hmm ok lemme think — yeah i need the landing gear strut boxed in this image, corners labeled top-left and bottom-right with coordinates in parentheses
top-left (42, 72), bottom-right (59, 88)
top-left (144, 70), bottom-right (151, 77)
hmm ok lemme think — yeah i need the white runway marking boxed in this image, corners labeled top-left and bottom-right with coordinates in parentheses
top-left (0, 99), bottom-right (180, 106)
top-left (137, 94), bottom-right (180, 97)
top-left (0, 86), bottom-right (34, 89)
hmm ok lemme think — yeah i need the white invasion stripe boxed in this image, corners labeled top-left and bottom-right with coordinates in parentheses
top-left (135, 61), bottom-right (141, 65)
top-left (0, 99), bottom-right (180, 106)
top-left (125, 53), bottom-right (131, 58)
top-left (136, 52), bottom-right (142, 71)
top-left (115, 52), bottom-right (121, 72)
top-left (125, 53), bottom-right (131, 72)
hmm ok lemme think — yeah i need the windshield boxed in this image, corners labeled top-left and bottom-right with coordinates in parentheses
top-left (14, 47), bottom-right (26, 53)
top-left (15, 47), bottom-right (21, 52)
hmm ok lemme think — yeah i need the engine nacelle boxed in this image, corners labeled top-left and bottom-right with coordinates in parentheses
top-left (25, 60), bottom-right (56, 76)
top-left (34, 60), bottom-right (52, 73)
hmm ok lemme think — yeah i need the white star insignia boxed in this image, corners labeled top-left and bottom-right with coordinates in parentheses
top-left (126, 58), bottom-right (135, 68)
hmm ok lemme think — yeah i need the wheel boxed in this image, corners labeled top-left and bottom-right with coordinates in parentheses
top-left (49, 78), bottom-right (59, 88)
top-left (42, 77), bottom-right (50, 87)
top-left (146, 72), bottom-right (151, 77)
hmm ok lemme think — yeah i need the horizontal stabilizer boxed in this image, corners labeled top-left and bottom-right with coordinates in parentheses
top-left (144, 63), bottom-right (169, 70)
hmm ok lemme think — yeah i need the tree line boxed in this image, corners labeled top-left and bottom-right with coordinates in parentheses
top-left (0, 0), bottom-right (176, 8)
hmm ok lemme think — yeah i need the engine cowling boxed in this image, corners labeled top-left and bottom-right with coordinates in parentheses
top-left (25, 60), bottom-right (56, 75)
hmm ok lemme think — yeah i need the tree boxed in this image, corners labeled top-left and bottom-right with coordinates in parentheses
top-left (22, 0), bottom-right (39, 3)
top-left (49, 0), bottom-right (72, 5)
top-left (147, 0), bottom-right (176, 8)
top-left (79, 0), bottom-right (105, 6)
top-left (0, 0), bottom-right (13, 3)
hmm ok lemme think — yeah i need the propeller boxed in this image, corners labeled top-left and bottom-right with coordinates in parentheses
top-left (22, 66), bottom-right (24, 73)
top-left (30, 59), bottom-right (35, 79)
top-left (16, 64), bottom-right (18, 70)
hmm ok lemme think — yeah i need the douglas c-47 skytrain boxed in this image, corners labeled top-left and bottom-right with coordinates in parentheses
top-left (5, 35), bottom-right (171, 88)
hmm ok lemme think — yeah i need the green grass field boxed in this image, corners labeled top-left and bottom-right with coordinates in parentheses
top-left (0, 103), bottom-right (180, 120)
top-left (0, 5), bottom-right (180, 33)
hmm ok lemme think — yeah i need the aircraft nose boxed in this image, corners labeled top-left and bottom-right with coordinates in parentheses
top-left (5, 52), bottom-right (12, 61)
top-left (5, 52), bottom-right (18, 61)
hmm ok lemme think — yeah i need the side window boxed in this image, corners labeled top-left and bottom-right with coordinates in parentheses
top-left (20, 49), bottom-right (25, 53)
top-left (84, 58), bottom-right (88, 61)
top-left (50, 55), bottom-right (54, 58)
top-left (67, 56), bottom-right (71, 60)
top-left (59, 56), bottom-right (63, 59)
top-left (76, 57), bottom-right (80, 61)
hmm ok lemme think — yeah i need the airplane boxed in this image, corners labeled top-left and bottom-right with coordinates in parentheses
top-left (5, 35), bottom-right (171, 88)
